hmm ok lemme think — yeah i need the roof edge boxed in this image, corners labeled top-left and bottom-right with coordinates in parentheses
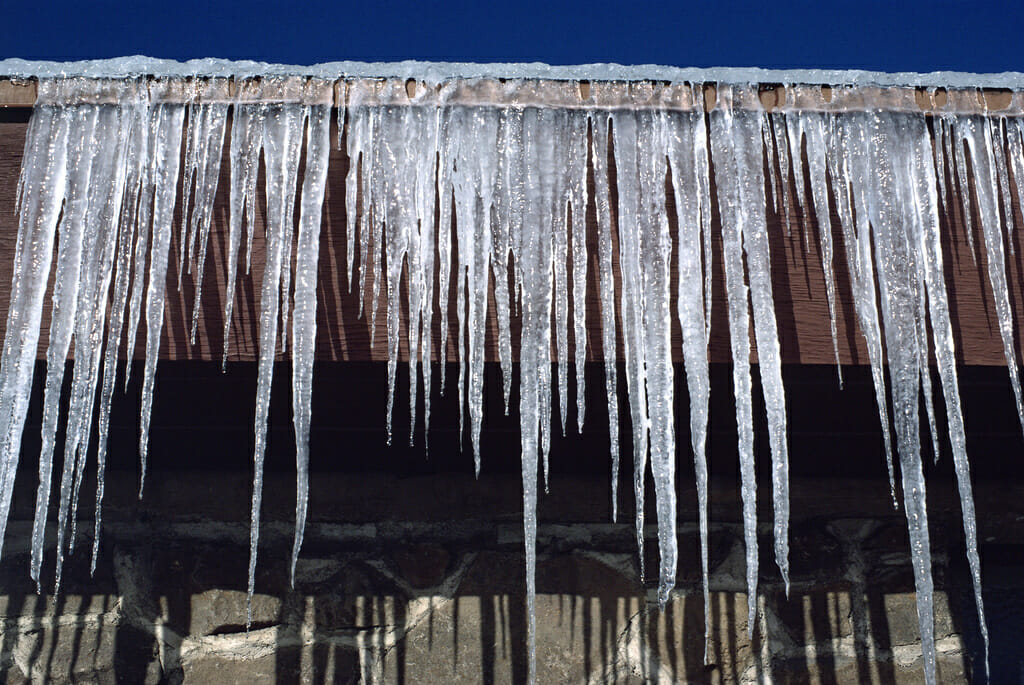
top-left (3, 56), bottom-right (1024, 90)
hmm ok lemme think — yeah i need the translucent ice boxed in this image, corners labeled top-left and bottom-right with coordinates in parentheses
top-left (0, 66), bottom-right (1013, 685)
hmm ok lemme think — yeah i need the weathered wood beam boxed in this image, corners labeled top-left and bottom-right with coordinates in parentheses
top-left (1, 76), bottom-right (1021, 113)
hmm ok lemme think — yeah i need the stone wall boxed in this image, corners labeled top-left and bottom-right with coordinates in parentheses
top-left (1, 471), bottom-right (1010, 684)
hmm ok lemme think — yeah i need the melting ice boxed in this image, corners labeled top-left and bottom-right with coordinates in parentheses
top-left (1, 68), bottom-right (1017, 684)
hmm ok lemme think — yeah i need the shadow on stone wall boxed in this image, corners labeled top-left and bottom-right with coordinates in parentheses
top-left (0, 514), bottom-right (1005, 684)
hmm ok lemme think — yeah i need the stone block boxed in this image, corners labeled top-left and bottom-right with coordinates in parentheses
top-left (767, 652), bottom-right (967, 684)
top-left (182, 650), bottom-right (288, 685)
top-left (180, 641), bottom-right (359, 684)
top-left (0, 542), bottom-right (119, 619)
top-left (0, 618), bottom-right (162, 684)
top-left (140, 542), bottom-right (288, 637)
top-left (882, 591), bottom-right (957, 647)
top-left (770, 585), bottom-right (856, 646)
top-left (187, 589), bottom-right (283, 636)
top-left (378, 549), bottom-right (756, 685)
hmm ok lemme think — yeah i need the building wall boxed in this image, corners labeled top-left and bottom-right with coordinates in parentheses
top-left (1, 464), bottom-right (1018, 684)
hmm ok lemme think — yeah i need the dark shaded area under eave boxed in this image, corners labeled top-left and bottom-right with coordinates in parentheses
top-left (9, 359), bottom-right (1024, 485)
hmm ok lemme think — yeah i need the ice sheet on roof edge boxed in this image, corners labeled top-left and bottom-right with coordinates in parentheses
top-left (4, 55), bottom-right (1024, 90)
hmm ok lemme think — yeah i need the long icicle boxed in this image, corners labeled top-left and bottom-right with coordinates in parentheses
top-left (953, 113), bottom-right (1024, 435)
top-left (247, 84), bottom-right (306, 625)
top-left (862, 109), bottom-right (937, 685)
top-left (666, 91), bottom-right (713, 661)
top-left (136, 94), bottom-right (187, 498)
top-left (25, 82), bottom-right (86, 581)
top-left (222, 80), bottom-right (266, 368)
top-left (92, 88), bottom-right (151, 573)
top-left (610, 108), bottom-right (651, 583)
top-left (589, 110), bottom-right (621, 521)
top-left (290, 81), bottom-right (334, 583)
top-left (910, 112), bottom-right (990, 679)
top-left (830, 94), bottom-right (898, 506)
top-left (710, 84), bottom-right (761, 633)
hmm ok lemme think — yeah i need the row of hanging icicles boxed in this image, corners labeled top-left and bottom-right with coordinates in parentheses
top-left (2, 74), bottom-right (1022, 683)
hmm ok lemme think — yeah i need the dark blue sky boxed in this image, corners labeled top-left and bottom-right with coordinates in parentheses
top-left (2, 0), bottom-right (1022, 74)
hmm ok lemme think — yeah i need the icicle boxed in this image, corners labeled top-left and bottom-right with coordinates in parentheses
top-left (493, 107), bottom-right (520, 415)
top-left (865, 110), bottom-right (937, 685)
top-left (290, 81), bottom-right (333, 583)
top-left (347, 85), bottom-right (445, 452)
top-left (907, 114), bottom-right (990, 679)
top-left (533, 107), bottom-right (557, 495)
top-left (989, 117), bottom-right (1014, 256)
top-left (638, 109), bottom-right (678, 609)
top-left (694, 93), bottom-right (715, 346)
top-left (178, 84), bottom-right (199, 284)
top-left (0, 81), bottom-right (71, 561)
top-left (666, 97), bottom-right (713, 658)
top-left (933, 110), bottom-right (950, 213)
top-left (122, 106), bottom-right (157, 390)
top-left (411, 90), bottom-right (439, 446)
top-left (610, 108), bottom-right (651, 581)
top-left (92, 90), bottom-right (150, 572)
top-left (380, 96), bottom-right (418, 448)
top-left (397, 85), bottom-right (441, 447)
top-left (47, 100), bottom-right (105, 546)
top-left (1005, 119), bottom-right (1024, 247)
top-left (278, 125), bottom-right (303, 355)
top-left (829, 104), bottom-right (898, 505)
top-left (953, 114), bottom-right (1024, 434)
top-left (551, 108), bottom-right (572, 440)
top-left (137, 97), bottom-right (187, 497)
top-left (949, 115), bottom-right (980, 265)
top-left (248, 87), bottom-right (305, 626)
top-left (449, 104), bottom-right (499, 471)
top-left (355, 104), bottom-right (379, 326)
top-left (57, 98), bottom-right (132, 585)
top-left (795, 107), bottom-right (843, 381)
top-left (185, 84), bottom-right (229, 345)
top-left (222, 80), bottom-right (266, 368)
top-left (784, 97), bottom-right (811, 252)
top-left (770, 111), bottom-right (794, 236)
top-left (743, 118), bottom-right (791, 597)
top-left (343, 83), bottom-right (364, 293)
top-left (691, 81), bottom-right (716, 658)
top-left (435, 102), bottom-right (455, 394)
top-left (515, 105), bottom-right (558, 685)
top-left (762, 114), bottom-right (781, 216)
top-left (709, 85), bottom-right (761, 632)
top-left (366, 108), bottom-right (385, 355)
top-left (568, 109), bottom-right (589, 434)
top-left (588, 111), bottom-right (621, 521)
top-left (1, 68), bottom-right (1017, 685)
top-left (26, 84), bottom-right (86, 580)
